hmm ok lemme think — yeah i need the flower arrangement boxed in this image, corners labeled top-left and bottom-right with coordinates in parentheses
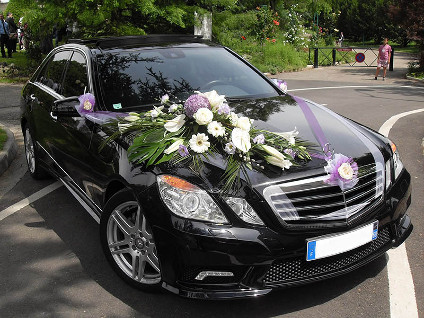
top-left (324, 153), bottom-right (359, 190)
top-left (105, 90), bottom-right (311, 193)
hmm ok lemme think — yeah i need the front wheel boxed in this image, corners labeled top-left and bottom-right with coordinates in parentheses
top-left (100, 189), bottom-right (162, 290)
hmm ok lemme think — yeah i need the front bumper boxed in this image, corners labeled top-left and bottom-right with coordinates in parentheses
top-left (143, 170), bottom-right (412, 299)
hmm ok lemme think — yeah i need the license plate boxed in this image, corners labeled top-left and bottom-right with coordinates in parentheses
top-left (306, 221), bottom-right (378, 261)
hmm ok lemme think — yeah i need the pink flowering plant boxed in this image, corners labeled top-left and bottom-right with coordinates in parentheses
top-left (103, 90), bottom-right (311, 193)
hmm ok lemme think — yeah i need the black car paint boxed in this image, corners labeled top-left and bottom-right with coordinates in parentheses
top-left (21, 39), bottom-right (412, 299)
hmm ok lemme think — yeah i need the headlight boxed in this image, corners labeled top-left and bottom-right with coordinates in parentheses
top-left (224, 197), bottom-right (264, 225)
top-left (157, 175), bottom-right (229, 224)
top-left (390, 141), bottom-right (404, 180)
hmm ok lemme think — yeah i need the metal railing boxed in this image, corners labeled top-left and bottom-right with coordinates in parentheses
top-left (309, 47), bottom-right (394, 71)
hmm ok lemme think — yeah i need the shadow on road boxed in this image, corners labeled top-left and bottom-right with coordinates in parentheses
top-left (0, 184), bottom-right (390, 318)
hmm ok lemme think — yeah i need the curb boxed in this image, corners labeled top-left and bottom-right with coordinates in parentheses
top-left (0, 125), bottom-right (18, 177)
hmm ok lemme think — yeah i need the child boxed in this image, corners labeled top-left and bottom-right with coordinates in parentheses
top-left (375, 38), bottom-right (392, 80)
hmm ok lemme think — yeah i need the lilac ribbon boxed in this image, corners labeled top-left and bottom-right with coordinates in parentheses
top-left (84, 111), bottom-right (129, 124)
top-left (293, 96), bottom-right (331, 158)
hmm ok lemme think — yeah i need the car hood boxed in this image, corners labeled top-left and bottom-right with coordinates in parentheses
top-left (194, 95), bottom-right (385, 192)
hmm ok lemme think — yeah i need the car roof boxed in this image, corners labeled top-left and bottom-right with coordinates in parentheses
top-left (66, 34), bottom-right (217, 51)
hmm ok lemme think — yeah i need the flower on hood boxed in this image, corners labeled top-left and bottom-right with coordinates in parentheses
top-left (189, 133), bottom-right (210, 153)
top-left (275, 128), bottom-right (298, 145)
top-left (224, 142), bottom-right (236, 155)
top-left (178, 144), bottom-right (190, 157)
top-left (161, 94), bottom-right (169, 104)
top-left (164, 114), bottom-right (186, 132)
top-left (324, 153), bottom-right (358, 190)
top-left (207, 121), bottom-right (226, 137)
top-left (231, 128), bottom-right (251, 153)
top-left (184, 94), bottom-right (211, 118)
top-left (253, 134), bottom-right (265, 144)
top-left (164, 139), bottom-right (184, 155)
top-left (198, 90), bottom-right (226, 111)
top-left (193, 108), bottom-right (214, 125)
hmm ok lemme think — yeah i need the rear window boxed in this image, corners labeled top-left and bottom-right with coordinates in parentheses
top-left (96, 47), bottom-right (278, 111)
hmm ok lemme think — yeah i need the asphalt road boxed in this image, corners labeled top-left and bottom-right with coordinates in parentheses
top-left (0, 57), bottom-right (423, 317)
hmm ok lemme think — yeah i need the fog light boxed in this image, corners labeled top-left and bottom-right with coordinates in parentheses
top-left (195, 271), bottom-right (234, 281)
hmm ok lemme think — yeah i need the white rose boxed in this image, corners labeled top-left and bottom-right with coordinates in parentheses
top-left (207, 121), bottom-right (226, 137)
top-left (193, 108), bottom-right (213, 125)
top-left (236, 116), bottom-right (253, 131)
top-left (338, 163), bottom-right (354, 180)
top-left (200, 90), bottom-right (226, 111)
top-left (164, 139), bottom-right (184, 155)
top-left (164, 114), bottom-right (186, 132)
top-left (231, 128), bottom-right (251, 153)
top-left (189, 133), bottom-right (210, 153)
top-left (266, 156), bottom-right (293, 170)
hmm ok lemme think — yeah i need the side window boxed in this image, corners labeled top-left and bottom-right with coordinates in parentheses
top-left (38, 51), bottom-right (71, 94)
top-left (62, 51), bottom-right (89, 98)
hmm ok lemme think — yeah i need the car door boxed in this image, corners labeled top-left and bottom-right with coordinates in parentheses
top-left (25, 49), bottom-right (72, 172)
top-left (57, 49), bottom-right (116, 210)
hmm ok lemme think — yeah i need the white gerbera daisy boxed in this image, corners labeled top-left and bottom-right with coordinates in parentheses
top-left (207, 121), bottom-right (226, 137)
top-left (189, 133), bottom-right (210, 153)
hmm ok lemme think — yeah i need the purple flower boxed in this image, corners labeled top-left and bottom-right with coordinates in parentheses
top-left (277, 80), bottom-right (288, 93)
top-left (253, 134), bottom-right (265, 144)
top-left (184, 94), bottom-right (211, 118)
top-left (217, 103), bottom-right (231, 115)
top-left (324, 153), bottom-right (358, 190)
top-left (284, 148), bottom-right (296, 158)
top-left (78, 93), bottom-right (95, 115)
top-left (178, 144), bottom-right (190, 157)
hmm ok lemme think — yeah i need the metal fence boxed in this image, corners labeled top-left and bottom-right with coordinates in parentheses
top-left (309, 47), bottom-right (394, 71)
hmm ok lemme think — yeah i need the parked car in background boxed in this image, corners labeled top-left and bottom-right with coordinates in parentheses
top-left (21, 35), bottom-right (412, 299)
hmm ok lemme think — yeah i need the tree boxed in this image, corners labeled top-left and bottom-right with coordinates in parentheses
top-left (390, 0), bottom-right (424, 69)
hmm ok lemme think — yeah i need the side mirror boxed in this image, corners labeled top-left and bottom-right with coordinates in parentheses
top-left (52, 96), bottom-right (80, 117)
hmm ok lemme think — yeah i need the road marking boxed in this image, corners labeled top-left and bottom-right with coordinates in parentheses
top-left (0, 181), bottom-right (63, 222)
top-left (288, 85), bottom-right (424, 92)
top-left (379, 110), bottom-right (422, 318)
top-left (379, 108), bottom-right (424, 137)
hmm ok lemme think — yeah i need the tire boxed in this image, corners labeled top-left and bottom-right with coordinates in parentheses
top-left (100, 189), bottom-right (162, 291)
top-left (24, 126), bottom-right (49, 179)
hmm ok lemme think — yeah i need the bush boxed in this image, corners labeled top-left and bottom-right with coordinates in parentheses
top-left (250, 42), bottom-right (307, 73)
top-left (0, 127), bottom-right (7, 151)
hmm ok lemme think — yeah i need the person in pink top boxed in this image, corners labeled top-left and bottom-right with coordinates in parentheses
top-left (375, 38), bottom-right (392, 80)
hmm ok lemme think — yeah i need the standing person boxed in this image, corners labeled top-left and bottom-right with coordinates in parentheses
top-left (0, 14), bottom-right (11, 58)
top-left (375, 38), bottom-right (392, 81)
top-left (338, 32), bottom-right (344, 47)
top-left (6, 12), bottom-right (17, 53)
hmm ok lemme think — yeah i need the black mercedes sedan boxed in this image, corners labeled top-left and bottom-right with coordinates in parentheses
top-left (21, 35), bottom-right (412, 299)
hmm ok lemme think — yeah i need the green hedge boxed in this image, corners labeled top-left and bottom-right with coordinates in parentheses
top-left (0, 127), bottom-right (7, 151)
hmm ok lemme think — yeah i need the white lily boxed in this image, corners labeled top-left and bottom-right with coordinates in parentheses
top-left (164, 139), bottom-right (184, 155)
top-left (274, 127), bottom-right (299, 145)
top-left (265, 156), bottom-right (293, 170)
top-left (231, 128), bottom-right (251, 153)
top-left (164, 114), bottom-right (186, 132)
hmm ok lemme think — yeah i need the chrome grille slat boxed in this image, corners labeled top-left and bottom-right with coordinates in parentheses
top-left (263, 163), bottom-right (384, 226)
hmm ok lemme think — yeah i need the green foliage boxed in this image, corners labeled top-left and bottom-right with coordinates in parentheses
top-left (0, 127), bottom-right (6, 151)
top-left (249, 42), bottom-right (307, 73)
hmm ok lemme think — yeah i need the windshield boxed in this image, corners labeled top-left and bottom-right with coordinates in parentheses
top-left (96, 46), bottom-right (279, 111)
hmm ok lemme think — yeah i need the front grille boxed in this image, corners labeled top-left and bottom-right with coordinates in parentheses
top-left (263, 226), bottom-right (391, 286)
top-left (263, 163), bottom-right (384, 226)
